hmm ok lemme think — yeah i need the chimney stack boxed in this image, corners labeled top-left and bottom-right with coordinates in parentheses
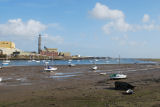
top-left (38, 34), bottom-right (41, 54)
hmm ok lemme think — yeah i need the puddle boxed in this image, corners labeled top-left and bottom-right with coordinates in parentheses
top-left (92, 70), bottom-right (104, 73)
top-left (50, 74), bottom-right (77, 78)
top-left (7, 83), bottom-right (32, 86)
top-left (106, 70), bottom-right (113, 71)
top-left (128, 70), bottom-right (137, 72)
top-left (49, 72), bottom-right (81, 79)
top-left (0, 77), bottom-right (31, 86)
top-left (16, 77), bottom-right (27, 82)
top-left (139, 69), bottom-right (148, 71)
top-left (55, 72), bottom-right (81, 75)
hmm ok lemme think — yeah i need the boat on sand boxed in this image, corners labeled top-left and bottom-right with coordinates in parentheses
top-left (92, 66), bottom-right (98, 70)
top-left (44, 66), bottom-right (57, 72)
top-left (110, 73), bottom-right (127, 79)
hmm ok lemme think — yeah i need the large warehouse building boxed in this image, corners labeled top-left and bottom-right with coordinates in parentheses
top-left (0, 41), bottom-right (21, 55)
top-left (0, 41), bottom-right (15, 49)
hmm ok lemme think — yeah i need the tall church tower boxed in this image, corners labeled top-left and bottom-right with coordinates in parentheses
top-left (38, 34), bottom-right (41, 54)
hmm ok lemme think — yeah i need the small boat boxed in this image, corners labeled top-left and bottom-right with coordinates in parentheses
top-left (5, 60), bottom-right (10, 63)
top-left (92, 66), bottom-right (98, 70)
top-left (28, 60), bottom-right (32, 62)
top-left (100, 72), bottom-right (107, 75)
top-left (110, 73), bottom-right (127, 79)
top-left (95, 59), bottom-right (99, 62)
top-left (69, 64), bottom-right (76, 67)
top-left (2, 62), bottom-right (9, 66)
top-left (68, 59), bottom-right (72, 62)
top-left (44, 66), bottom-right (57, 72)
top-left (0, 77), bottom-right (2, 82)
top-left (45, 61), bottom-right (49, 64)
top-left (36, 60), bottom-right (40, 63)
top-left (126, 89), bottom-right (134, 94)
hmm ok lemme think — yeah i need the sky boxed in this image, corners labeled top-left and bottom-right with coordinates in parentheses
top-left (0, 0), bottom-right (160, 58)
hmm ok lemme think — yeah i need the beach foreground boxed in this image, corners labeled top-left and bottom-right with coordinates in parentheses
top-left (0, 64), bottom-right (160, 107)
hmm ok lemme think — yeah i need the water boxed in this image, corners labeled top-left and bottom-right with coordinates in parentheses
top-left (0, 58), bottom-right (155, 67)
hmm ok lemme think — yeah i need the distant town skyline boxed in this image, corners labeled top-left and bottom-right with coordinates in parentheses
top-left (0, 0), bottom-right (160, 58)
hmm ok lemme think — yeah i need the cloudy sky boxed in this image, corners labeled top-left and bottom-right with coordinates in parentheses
top-left (0, 0), bottom-right (160, 58)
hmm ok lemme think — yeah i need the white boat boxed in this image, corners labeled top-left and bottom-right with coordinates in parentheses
top-left (45, 61), bottom-right (49, 64)
top-left (28, 60), bottom-right (32, 62)
top-left (100, 72), bottom-right (107, 75)
top-left (126, 89), bottom-right (134, 94)
top-left (36, 60), bottom-right (40, 63)
top-left (44, 66), bottom-right (57, 72)
top-left (68, 59), bottom-right (72, 62)
top-left (5, 60), bottom-right (10, 63)
top-left (92, 66), bottom-right (98, 70)
top-left (95, 59), bottom-right (99, 62)
top-left (2, 62), bottom-right (9, 66)
top-left (0, 77), bottom-right (2, 82)
top-left (110, 74), bottom-right (127, 79)
top-left (69, 64), bottom-right (76, 67)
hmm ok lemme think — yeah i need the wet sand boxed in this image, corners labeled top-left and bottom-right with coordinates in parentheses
top-left (0, 64), bottom-right (160, 107)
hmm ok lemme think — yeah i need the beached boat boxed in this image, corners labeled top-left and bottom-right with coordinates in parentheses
top-left (100, 72), bottom-right (107, 75)
top-left (0, 77), bottom-right (2, 82)
top-left (44, 66), bottom-right (57, 72)
top-left (69, 64), bottom-right (76, 67)
top-left (92, 66), bottom-right (98, 70)
top-left (110, 73), bottom-right (127, 79)
top-left (126, 89), bottom-right (134, 94)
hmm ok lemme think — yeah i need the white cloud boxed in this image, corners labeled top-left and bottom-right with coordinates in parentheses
top-left (89, 2), bottom-right (124, 20)
top-left (0, 18), bottom-right (46, 38)
top-left (90, 2), bottom-right (132, 34)
top-left (90, 3), bottom-right (160, 34)
top-left (142, 14), bottom-right (150, 23)
top-left (102, 19), bottom-right (132, 34)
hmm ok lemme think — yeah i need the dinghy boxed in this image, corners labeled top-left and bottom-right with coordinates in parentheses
top-left (44, 66), bottom-right (57, 72)
top-left (110, 73), bottom-right (127, 79)
top-left (92, 66), bottom-right (98, 70)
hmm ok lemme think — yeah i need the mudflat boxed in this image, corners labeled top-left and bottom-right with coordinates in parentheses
top-left (0, 64), bottom-right (160, 107)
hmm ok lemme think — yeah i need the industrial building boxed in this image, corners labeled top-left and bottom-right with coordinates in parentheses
top-left (59, 52), bottom-right (71, 57)
top-left (0, 41), bottom-right (21, 55)
top-left (40, 48), bottom-right (59, 57)
top-left (38, 34), bottom-right (71, 57)
top-left (0, 41), bottom-right (15, 49)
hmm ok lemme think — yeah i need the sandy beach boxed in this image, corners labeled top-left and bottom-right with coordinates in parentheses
top-left (0, 64), bottom-right (160, 107)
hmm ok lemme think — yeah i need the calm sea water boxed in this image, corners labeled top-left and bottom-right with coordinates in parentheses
top-left (0, 59), bottom-right (155, 67)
